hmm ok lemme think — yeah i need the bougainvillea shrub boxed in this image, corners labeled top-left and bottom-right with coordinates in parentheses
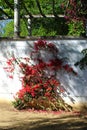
top-left (4, 40), bottom-right (77, 111)
top-left (61, 0), bottom-right (86, 36)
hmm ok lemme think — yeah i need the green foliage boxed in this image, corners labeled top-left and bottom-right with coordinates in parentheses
top-left (3, 19), bottom-right (29, 37)
top-left (1, 0), bottom-right (64, 17)
top-left (1, 0), bottom-right (68, 37)
top-left (67, 21), bottom-right (85, 36)
top-left (32, 18), bottom-right (68, 36)
top-left (32, 25), bottom-right (47, 36)
top-left (3, 17), bottom-right (68, 37)
top-left (22, 0), bottom-right (64, 15)
top-left (1, 0), bottom-right (86, 37)
top-left (75, 49), bottom-right (87, 69)
top-left (63, 0), bottom-right (87, 36)
top-left (3, 20), bottom-right (14, 37)
top-left (20, 20), bottom-right (28, 37)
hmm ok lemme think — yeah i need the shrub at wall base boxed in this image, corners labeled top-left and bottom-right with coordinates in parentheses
top-left (4, 40), bottom-right (77, 111)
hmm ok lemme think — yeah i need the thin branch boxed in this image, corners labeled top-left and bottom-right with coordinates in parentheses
top-left (64, 0), bottom-right (70, 15)
top-left (52, 0), bottom-right (58, 18)
top-left (0, 8), bottom-right (12, 19)
top-left (22, 2), bottom-right (33, 18)
top-left (36, 0), bottom-right (46, 17)
top-left (3, 0), bottom-right (14, 10)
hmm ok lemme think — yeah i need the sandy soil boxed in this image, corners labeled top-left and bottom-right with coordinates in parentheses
top-left (0, 100), bottom-right (87, 130)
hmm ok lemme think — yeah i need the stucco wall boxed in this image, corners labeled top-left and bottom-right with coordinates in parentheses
top-left (0, 38), bottom-right (87, 106)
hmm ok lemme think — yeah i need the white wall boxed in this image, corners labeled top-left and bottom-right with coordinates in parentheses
top-left (0, 39), bottom-right (87, 106)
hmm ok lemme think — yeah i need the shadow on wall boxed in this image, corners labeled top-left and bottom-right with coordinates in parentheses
top-left (0, 40), bottom-right (35, 100)
top-left (55, 40), bottom-right (87, 105)
top-left (0, 39), bottom-right (87, 105)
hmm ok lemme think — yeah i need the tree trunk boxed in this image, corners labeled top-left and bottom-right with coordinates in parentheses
top-left (14, 0), bottom-right (20, 38)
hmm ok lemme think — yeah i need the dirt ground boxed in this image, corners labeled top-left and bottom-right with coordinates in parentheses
top-left (0, 100), bottom-right (87, 130)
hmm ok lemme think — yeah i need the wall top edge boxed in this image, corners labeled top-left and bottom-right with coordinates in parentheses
top-left (0, 36), bottom-right (87, 41)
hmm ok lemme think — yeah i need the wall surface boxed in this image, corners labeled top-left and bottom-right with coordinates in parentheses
top-left (0, 38), bottom-right (87, 107)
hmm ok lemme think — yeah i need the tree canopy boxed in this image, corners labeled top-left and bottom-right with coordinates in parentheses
top-left (0, 0), bottom-right (87, 37)
top-left (0, 0), bottom-right (87, 20)
top-left (0, 0), bottom-right (64, 20)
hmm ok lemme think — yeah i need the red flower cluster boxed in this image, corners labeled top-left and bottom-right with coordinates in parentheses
top-left (3, 58), bottom-right (16, 79)
top-left (17, 59), bottom-right (61, 100)
top-left (34, 40), bottom-right (58, 52)
top-left (63, 64), bottom-right (77, 75)
top-left (63, 0), bottom-right (87, 22)
top-left (34, 40), bottom-right (47, 50)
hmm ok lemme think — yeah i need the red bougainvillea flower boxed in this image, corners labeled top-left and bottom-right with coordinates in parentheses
top-left (8, 75), bottom-right (13, 79)
top-left (63, 64), bottom-right (77, 75)
top-left (44, 92), bottom-right (51, 97)
top-left (33, 84), bottom-right (41, 91)
top-left (17, 88), bottom-right (25, 99)
top-left (34, 40), bottom-right (47, 50)
top-left (48, 59), bottom-right (63, 70)
top-left (6, 57), bottom-right (16, 65)
top-left (7, 60), bottom-right (12, 65)
top-left (46, 87), bottom-right (52, 92)
top-left (31, 90), bottom-right (36, 97)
